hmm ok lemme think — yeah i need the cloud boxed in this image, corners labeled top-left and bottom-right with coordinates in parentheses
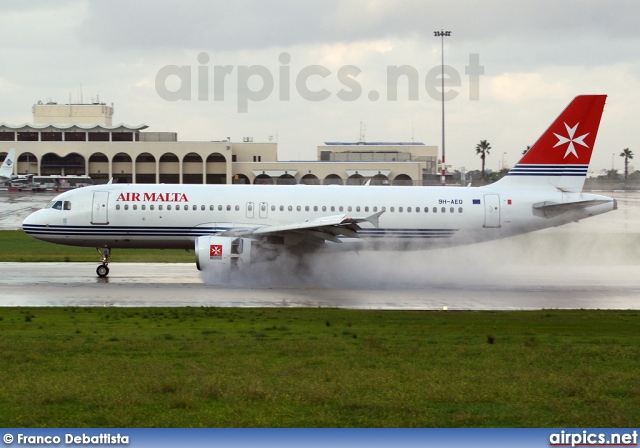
top-left (76, 0), bottom-right (640, 57)
top-left (1, 0), bottom-right (639, 172)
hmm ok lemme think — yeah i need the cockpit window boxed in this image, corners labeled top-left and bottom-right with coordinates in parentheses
top-left (45, 200), bottom-right (69, 211)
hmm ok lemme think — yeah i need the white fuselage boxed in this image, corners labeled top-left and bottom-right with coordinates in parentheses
top-left (22, 183), bottom-right (615, 252)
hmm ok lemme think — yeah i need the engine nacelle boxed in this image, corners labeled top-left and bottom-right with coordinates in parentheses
top-left (195, 235), bottom-right (253, 271)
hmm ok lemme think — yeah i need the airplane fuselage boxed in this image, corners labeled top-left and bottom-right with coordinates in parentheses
top-left (22, 183), bottom-right (616, 251)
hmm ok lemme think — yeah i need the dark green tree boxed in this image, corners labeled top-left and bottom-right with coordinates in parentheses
top-left (475, 140), bottom-right (491, 181)
top-left (619, 148), bottom-right (634, 181)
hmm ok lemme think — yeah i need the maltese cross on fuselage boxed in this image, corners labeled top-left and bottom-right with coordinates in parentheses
top-left (553, 122), bottom-right (589, 159)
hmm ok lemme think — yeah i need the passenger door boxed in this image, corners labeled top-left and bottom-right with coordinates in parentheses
top-left (91, 191), bottom-right (109, 225)
top-left (483, 194), bottom-right (500, 228)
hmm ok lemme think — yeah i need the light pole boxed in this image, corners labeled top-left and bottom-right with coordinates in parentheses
top-left (434, 29), bottom-right (451, 186)
top-left (612, 153), bottom-right (615, 171)
top-left (502, 152), bottom-right (506, 170)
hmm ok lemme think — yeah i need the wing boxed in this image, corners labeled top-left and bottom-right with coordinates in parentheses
top-left (219, 211), bottom-right (384, 244)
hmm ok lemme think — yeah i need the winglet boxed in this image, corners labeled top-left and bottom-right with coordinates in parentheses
top-left (363, 210), bottom-right (384, 228)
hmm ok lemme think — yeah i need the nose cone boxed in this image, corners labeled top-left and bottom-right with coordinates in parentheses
top-left (22, 210), bottom-right (37, 228)
top-left (22, 209), bottom-right (44, 239)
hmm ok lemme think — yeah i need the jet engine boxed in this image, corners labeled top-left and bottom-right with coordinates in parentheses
top-left (195, 235), bottom-right (253, 271)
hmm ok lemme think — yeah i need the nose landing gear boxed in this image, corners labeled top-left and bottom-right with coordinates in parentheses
top-left (96, 247), bottom-right (111, 278)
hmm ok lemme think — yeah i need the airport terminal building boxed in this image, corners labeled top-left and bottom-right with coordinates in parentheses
top-left (0, 101), bottom-right (438, 186)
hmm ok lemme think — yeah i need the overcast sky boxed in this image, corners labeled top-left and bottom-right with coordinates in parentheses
top-left (1, 0), bottom-right (639, 172)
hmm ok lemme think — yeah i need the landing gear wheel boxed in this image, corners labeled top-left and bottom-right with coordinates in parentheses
top-left (97, 264), bottom-right (109, 278)
top-left (96, 247), bottom-right (111, 278)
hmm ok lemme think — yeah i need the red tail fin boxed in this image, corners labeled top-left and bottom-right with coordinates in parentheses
top-left (495, 95), bottom-right (607, 192)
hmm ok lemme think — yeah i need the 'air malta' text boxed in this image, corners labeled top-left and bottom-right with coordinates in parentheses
top-left (116, 192), bottom-right (189, 202)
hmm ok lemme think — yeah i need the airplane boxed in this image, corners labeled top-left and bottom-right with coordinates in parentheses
top-left (0, 148), bottom-right (33, 184)
top-left (22, 95), bottom-right (616, 278)
top-left (0, 148), bottom-right (16, 183)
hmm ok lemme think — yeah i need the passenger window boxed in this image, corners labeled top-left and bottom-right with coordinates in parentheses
top-left (151, 205), bottom-right (155, 211)
top-left (210, 205), bottom-right (214, 211)
top-left (142, 205), bottom-right (146, 210)
top-left (226, 205), bottom-right (231, 211)
top-left (381, 206), bottom-right (386, 212)
top-left (184, 206), bottom-right (188, 211)
top-left (133, 204), bottom-right (137, 210)
top-left (280, 206), bottom-right (284, 211)
top-left (356, 206), bottom-right (360, 212)
top-left (372, 206), bottom-right (377, 212)
top-left (63, 201), bottom-right (71, 210)
top-left (297, 206), bottom-right (301, 211)
top-left (424, 207), bottom-right (428, 213)
top-left (288, 206), bottom-right (293, 212)
top-left (399, 207), bottom-right (403, 213)
top-left (116, 204), bottom-right (120, 210)
top-left (450, 207), bottom-right (454, 213)
top-left (305, 206), bottom-right (309, 212)
top-left (194, 205), bottom-right (198, 211)
top-left (235, 205), bottom-right (240, 211)
top-left (124, 204), bottom-right (129, 211)
top-left (331, 206), bottom-right (335, 212)
top-left (218, 205), bottom-right (223, 211)
top-left (271, 205), bottom-right (275, 211)
top-left (433, 207), bottom-right (437, 213)
top-left (201, 205), bottom-right (205, 211)
top-left (407, 207), bottom-right (411, 213)
top-left (339, 206), bottom-right (344, 212)
top-left (158, 205), bottom-right (163, 211)
top-left (458, 207), bottom-right (463, 213)
top-left (322, 206), bottom-right (327, 212)
top-left (364, 206), bottom-right (369, 212)
top-left (176, 205), bottom-right (180, 210)
top-left (441, 207), bottom-right (446, 213)
top-left (167, 205), bottom-right (171, 211)
top-left (313, 206), bottom-right (318, 212)
top-left (390, 207), bottom-right (395, 212)
top-left (347, 206), bottom-right (352, 212)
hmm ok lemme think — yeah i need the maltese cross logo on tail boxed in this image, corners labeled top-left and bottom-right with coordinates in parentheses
top-left (553, 122), bottom-right (589, 159)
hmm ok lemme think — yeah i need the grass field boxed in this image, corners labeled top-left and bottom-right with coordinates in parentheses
top-left (0, 307), bottom-right (638, 427)
top-left (0, 230), bottom-right (193, 263)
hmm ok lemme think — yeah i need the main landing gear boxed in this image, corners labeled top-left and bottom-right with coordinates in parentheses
top-left (96, 247), bottom-right (111, 278)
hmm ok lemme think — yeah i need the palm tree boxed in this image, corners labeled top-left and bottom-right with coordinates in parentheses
top-left (620, 148), bottom-right (634, 181)
top-left (475, 140), bottom-right (491, 180)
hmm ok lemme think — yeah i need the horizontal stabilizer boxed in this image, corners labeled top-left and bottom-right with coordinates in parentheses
top-left (532, 199), bottom-right (611, 218)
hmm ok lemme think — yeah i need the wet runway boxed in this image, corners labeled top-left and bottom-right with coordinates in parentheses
top-left (1, 257), bottom-right (639, 309)
top-left (1, 191), bottom-right (640, 309)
